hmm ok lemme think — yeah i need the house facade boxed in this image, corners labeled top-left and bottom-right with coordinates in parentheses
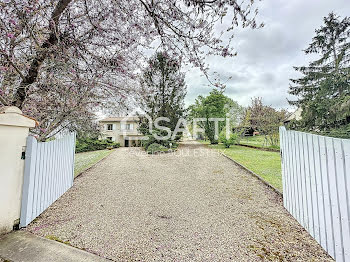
top-left (100, 116), bottom-right (144, 147)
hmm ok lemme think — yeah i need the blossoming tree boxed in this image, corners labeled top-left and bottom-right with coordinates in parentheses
top-left (0, 0), bottom-right (262, 139)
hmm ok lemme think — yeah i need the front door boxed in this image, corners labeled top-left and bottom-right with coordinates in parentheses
top-left (125, 139), bottom-right (129, 147)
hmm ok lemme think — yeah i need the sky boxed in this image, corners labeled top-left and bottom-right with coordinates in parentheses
top-left (184, 0), bottom-right (350, 110)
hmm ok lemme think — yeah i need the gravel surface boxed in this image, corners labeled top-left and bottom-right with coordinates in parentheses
top-left (26, 141), bottom-right (333, 261)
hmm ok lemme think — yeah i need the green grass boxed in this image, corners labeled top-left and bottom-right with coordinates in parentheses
top-left (45, 235), bottom-right (71, 246)
top-left (239, 135), bottom-right (280, 150)
top-left (74, 149), bottom-right (113, 177)
top-left (201, 141), bottom-right (282, 192)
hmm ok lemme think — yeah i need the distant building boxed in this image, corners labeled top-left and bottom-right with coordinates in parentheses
top-left (99, 116), bottom-right (144, 147)
top-left (284, 108), bottom-right (302, 125)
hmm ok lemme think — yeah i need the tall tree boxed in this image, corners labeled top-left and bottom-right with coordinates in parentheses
top-left (188, 89), bottom-right (242, 144)
top-left (289, 13), bottom-right (350, 131)
top-left (139, 52), bottom-right (186, 143)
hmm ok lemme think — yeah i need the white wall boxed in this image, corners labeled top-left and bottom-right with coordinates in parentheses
top-left (0, 107), bottom-right (36, 234)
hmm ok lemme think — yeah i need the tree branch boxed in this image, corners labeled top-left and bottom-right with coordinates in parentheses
top-left (12, 0), bottom-right (73, 109)
top-left (0, 95), bottom-right (9, 106)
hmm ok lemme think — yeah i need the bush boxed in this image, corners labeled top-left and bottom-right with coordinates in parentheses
top-left (141, 129), bottom-right (178, 150)
top-left (314, 124), bottom-right (350, 139)
top-left (76, 137), bottom-right (120, 153)
top-left (219, 132), bottom-right (238, 148)
top-left (169, 142), bottom-right (179, 149)
top-left (142, 134), bottom-right (158, 150)
top-left (146, 143), bottom-right (167, 154)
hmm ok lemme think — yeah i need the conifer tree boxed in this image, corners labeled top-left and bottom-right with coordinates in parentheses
top-left (289, 12), bottom-right (350, 132)
top-left (139, 52), bottom-right (186, 144)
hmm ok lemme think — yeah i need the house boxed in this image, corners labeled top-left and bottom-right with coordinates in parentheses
top-left (284, 107), bottom-right (302, 125)
top-left (99, 116), bottom-right (144, 147)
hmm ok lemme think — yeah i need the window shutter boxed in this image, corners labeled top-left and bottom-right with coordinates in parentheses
top-left (105, 124), bottom-right (108, 130)
top-left (121, 123), bottom-right (125, 130)
top-left (112, 137), bottom-right (116, 142)
top-left (130, 124), bottom-right (134, 130)
top-left (113, 124), bottom-right (116, 130)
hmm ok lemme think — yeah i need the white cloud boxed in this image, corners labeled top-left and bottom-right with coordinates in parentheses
top-left (185, 0), bottom-right (350, 110)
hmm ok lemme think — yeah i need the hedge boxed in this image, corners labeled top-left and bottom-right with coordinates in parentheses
top-left (76, 138), bottom-right (120, 153)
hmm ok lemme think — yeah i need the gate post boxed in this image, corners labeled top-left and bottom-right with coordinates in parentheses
top-left (0, 107), bottom-right (36, 234)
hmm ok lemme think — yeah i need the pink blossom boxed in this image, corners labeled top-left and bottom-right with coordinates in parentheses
top-left (9, 19), bottom-right (16, 25)
top-left (0, 0), bottom-right (261, 139)
top-left (221, 48), bottom-right (229, 57)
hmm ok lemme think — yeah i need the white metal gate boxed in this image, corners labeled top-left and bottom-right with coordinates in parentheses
top-left (20, 133), bottom-right (76, 227)
top-left (280, 126), bottom-right (350, 261)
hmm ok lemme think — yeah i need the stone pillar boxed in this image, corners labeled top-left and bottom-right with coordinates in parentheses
top-left (0, 107), bottom-right (36, 234)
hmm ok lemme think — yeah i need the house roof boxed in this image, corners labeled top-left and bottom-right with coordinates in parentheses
top-left (100, 116), bottom-right (140, 122)
top-left (284, 107), bottom-right (302, 123)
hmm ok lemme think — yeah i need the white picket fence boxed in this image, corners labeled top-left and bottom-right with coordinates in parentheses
top-left (20, 133), bottom-right (76, 227)
top-left (279, 126), bottom-right (350, 261)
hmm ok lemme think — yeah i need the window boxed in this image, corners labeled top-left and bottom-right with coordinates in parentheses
top-left (122, 123), bottom-right (133, 130)
top-left (106, 137), bottom-right (113, 141)
top-left (107, 124), bottom-right (113, 130)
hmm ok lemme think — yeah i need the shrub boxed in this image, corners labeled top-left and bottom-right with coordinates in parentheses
top-left (142, 134), bottom-right (158, 150)
top-left (141, 130), bottom-right (177, 150)
top-left (219, 132), bottom-right (238, 148)
top-left (311, 124), bottom-right (350, 139)
top-left (146, 143), bottom-right (167, 154)
top-left (169, 142), bottom-right (179, 149)
top-left (76, 137), bottom-right (120, 153)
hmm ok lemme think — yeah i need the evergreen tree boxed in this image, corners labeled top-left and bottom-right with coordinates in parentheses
top-left (289, 12), bottom-right (350, 133)
top-left (139, 52), bottom-right (186, 145)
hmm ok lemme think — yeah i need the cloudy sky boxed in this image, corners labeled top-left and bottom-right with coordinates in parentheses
top-left (185, 0), bottom-right (350, 110)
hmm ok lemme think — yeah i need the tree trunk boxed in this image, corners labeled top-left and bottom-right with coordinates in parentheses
top-left (11, 0), bottom-right (73, 109)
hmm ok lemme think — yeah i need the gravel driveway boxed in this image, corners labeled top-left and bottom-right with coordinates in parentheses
top-left (27, 141), bottom-right (333, 261)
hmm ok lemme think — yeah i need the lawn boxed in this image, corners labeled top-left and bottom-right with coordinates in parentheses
top-left (201, 141), bottom-right (282, 192)
top-left (74, 149), bottom-right (113, 177)
top-left (239, 135), bottom-right (280, 150)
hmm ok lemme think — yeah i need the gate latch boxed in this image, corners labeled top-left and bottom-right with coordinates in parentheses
top-left (21, 146), bottom-right (26, 160)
